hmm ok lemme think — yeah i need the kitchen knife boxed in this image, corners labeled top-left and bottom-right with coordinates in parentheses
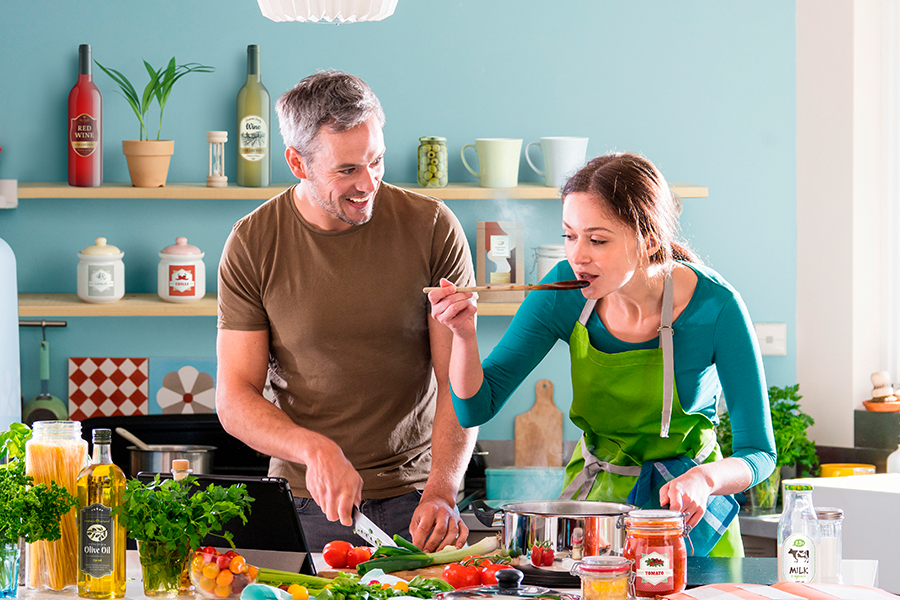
top-left (352, 507), bottom-right (396, 547)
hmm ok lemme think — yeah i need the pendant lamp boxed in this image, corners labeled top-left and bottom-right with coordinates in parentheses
top-left (257, 0), bottom-right (399, 23)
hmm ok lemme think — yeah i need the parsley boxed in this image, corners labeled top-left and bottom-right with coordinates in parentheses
top-left (0, 423), bottom-right (78, 546)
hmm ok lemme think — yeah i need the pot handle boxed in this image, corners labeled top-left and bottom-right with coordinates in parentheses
top-left (471, 499), bottom-right (503, 527)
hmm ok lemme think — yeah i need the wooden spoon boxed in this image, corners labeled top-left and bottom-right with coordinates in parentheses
top-left (115, 427), bottom-right (152, 451)
top-left (423, 280), bottom-right (589, 293)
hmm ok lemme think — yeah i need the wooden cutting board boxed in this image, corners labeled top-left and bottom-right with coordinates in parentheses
top-left (514, 379), bottom-right (563, 467)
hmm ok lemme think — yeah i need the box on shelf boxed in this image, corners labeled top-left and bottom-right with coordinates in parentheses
top-left (476, 221), bottom-right (525, 302)
top-left (854, 408), bottom-right (900, 450)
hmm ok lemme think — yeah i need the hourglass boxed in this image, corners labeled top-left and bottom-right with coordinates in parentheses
top-left (207, 131), bottom-right (228, 188)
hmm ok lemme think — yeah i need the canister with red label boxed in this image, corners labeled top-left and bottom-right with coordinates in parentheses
top-left (158, 237), bottom-right (205, 303)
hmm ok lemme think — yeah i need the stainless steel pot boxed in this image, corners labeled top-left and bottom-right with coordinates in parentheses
top-left (472, 499), bottom-right (636, 558)
top-left (127, 444), bottom-right (215, 476)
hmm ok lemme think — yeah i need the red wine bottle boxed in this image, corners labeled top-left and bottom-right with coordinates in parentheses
top-left (68, 44), bottom-right (102, 187)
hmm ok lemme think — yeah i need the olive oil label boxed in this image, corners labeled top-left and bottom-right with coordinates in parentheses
top-left (781, 534), bottom-right (817, 582)
top-left (87, 265), bottom-right (115, 296)
top-left (168, 264), bottom-right (196, 296)
top-left (70, 113), bottom-right (100, 157)
top-left (635, 549), bottom-right (674, 591)
top-left (80, 503), bottom-right (114, 577)
top-left (239, 115), bottom-right (267, 161)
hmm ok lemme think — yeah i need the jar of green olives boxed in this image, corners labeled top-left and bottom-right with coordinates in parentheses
top-left (417, 136), bottom-right (448, 188)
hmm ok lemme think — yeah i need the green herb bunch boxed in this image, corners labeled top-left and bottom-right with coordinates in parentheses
top-left (0, 422), bottom-right (78, 546)
top-left (95, 57), bottom-right (214, 141)
top-left (717, 383), bottom-right (819, 477)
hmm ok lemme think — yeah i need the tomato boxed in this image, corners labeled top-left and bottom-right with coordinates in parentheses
top-left (442, 563), bottom-right (481, 589)
top-left (530, 546), bottom-right (543, 567)
top-left (216, 553), bottom-right (232, 570)
top-left (480, 563), bottom-right (513, 585)
top-left (322, 540), bottom-right (354, 568)
top-left (346, 546), bottom-right (373, 569)
top-left (541, 547), bottom-right (554, 566)
top-left (229, 555), bottom-right (248, 574)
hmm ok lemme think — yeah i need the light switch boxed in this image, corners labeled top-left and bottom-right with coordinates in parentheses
top-left (754, 322), bottom-right (787, 356)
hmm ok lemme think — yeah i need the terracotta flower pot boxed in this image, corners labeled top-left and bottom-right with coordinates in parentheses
top-left (122, 140), bottom-right (174, 187)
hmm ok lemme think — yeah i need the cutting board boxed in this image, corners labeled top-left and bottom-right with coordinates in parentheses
top-left (514, 379), bottom-right (563, 467)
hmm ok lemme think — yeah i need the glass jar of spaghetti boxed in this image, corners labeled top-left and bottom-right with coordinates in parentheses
top-left (571, 555), bottom-right (633, 600)
top-left (621, 509), bottom-right (687, 597)
top-left (24, 420), bottom-right (88, 591)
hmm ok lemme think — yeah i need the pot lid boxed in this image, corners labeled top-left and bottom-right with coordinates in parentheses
top-left (79, 237), bottom-right (122, 255)
top-left (436, 567), bottom-right (577, 600)
top-left (161, 236), bottom-right (203, 256)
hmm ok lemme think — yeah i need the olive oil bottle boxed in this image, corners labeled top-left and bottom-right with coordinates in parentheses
top-left (76, 428), bottom-right (126, 598)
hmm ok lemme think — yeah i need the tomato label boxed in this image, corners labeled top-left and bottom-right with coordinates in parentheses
top-left (634, 548), bottom-right (674, 592)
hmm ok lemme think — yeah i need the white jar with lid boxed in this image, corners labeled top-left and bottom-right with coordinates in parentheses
top-left (536, 244), bottom-right (566, 281)
top-left (158, 237), bottom-right (205, 303)
top-left (77, 237), bottom-right (125, 303)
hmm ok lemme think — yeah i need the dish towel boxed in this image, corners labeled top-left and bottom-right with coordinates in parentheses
top-left (626, 455), bottom-right (739, 557)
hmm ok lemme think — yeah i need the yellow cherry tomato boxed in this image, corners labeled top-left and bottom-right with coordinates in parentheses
top-left (202, 562), bottom-right (221, 580)
top-left (393, 581), bottom-right (409, 592)
top-left (288, 584), bottom-right (309, 600)
top-left (214, 584), bottom-right (233, 598)
top-left (215, 569), bottom-right (234, 587)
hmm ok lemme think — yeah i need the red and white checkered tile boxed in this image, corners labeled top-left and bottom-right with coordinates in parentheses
top-left (68, 357), bottom-right (149, 420)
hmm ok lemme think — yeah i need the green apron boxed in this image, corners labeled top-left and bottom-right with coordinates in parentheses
top-left (558, 272), bottom-right (742, 557)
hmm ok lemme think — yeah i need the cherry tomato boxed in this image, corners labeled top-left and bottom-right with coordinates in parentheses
top-left (442, 563), bottom-right (481, 589)
top-left (322, 540), bottom-right (354, 568)
top-left (541, 547), bottom-right (554, 566)
top-left (216, 553), bottom-right (232, 570)
top-left (480, 563), bottom-right (513, 585)
top-left (346, 546), bottom-right (373, 569)
top-left (530, 546), bottom-right (543, 567)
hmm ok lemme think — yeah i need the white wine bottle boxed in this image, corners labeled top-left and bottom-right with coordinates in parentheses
top-left (237, 44), bottom-right (270, 187)
top-left (76, 428), bottom-right (126, 598)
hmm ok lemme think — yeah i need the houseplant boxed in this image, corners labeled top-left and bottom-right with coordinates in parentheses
top-left (115, 473), bottom-right (252, 596)
top-left (717, 383), bottom-right (819, 509)
top-left (0, 423), bottom-right (78, 597)
top-left (96, 57), bottom-right (214, 187)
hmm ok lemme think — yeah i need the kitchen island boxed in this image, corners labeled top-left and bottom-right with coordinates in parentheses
top-left (11, 551), bottom-right (881, 599)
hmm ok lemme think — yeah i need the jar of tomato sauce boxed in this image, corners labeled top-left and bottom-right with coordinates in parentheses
top-left (620, 509), bottom-right (687, 597)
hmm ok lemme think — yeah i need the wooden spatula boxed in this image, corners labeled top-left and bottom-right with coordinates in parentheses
top-left (515, 379), bottom-right (564, 467)
top-left (423, 280), bottom-right (588, 293)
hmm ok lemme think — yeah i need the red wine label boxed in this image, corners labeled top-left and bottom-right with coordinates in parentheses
top-left (168, 265), bottom-right (196, 296)
top-left (70, 113), bottom-right (100, 157)
top-left (239, 115), bottom-right (267, 161)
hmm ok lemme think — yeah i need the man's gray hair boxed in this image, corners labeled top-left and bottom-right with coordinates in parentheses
top-left (275, 69), bottom-right (385, 161)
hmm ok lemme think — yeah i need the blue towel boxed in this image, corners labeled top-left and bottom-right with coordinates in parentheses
top-left (626, 455), bottom-right (739, 557)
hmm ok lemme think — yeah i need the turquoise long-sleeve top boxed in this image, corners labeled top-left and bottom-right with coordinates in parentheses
top-left (453, 260), bottom-right (777, 488)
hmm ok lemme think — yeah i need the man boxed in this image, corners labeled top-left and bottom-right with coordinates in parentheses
top-left (216, 70), bottom-right (477, 552)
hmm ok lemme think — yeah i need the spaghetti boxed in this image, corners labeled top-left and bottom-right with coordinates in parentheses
top-left (24, 421), bottom-right (88, 592)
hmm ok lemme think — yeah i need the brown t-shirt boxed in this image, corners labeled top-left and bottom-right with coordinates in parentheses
top-left (217, 183), bottom-right (475, 498)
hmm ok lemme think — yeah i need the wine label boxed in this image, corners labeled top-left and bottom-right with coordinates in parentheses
top-left (80, 503), bottom-right (114, 578)
top-left (780, 534), bottom-right (817, 582)
top-left (70, 113), bottom-right (100, 157)
top-left (168, 264), bottom-right (196, 297)
top-left (87, 265), bottom-right (115, 297)
top-left (239, 115), bottom-right (267, 161)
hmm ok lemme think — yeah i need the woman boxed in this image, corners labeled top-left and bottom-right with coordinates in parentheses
top-left (428, 152), bottom-right (776, 556)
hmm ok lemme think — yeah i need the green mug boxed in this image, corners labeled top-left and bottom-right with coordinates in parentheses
top-left (461, 138), bottom-right (523, 188)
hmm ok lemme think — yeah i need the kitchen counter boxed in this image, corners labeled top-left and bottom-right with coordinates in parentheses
top-left (11, 550), bottom-right (881, 598)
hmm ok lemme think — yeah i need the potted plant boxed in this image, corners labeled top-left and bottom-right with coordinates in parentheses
top-left (96, 57), bottom-right (214, 187)
top-left (115, 473), bottom-right (252, 596)
top-left (0, 423), bottom-right (78, 597)
top-left (717, 383), bottom-right (819, 510)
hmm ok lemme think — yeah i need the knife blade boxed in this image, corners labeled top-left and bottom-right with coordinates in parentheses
top-left (352, 507), bottom-right (396, 547)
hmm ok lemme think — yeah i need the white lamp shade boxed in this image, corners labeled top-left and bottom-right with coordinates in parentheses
top-left (257, 0), bottom-right (399, 22)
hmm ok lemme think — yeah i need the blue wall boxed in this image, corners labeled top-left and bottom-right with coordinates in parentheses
top-left (0, 0), bottom-right (796, 441)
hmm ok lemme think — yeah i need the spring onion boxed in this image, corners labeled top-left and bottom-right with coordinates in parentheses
top-left (357, 534), bottom-right (501, 575)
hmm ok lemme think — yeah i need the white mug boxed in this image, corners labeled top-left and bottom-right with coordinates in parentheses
top-left (525, 136), bottom-right (589, 187)
top-left (461, 138), bottom-right (523, 188)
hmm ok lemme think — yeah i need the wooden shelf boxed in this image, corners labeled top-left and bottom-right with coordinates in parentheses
top-left (18, 293), bottom-right (521, 317)
top-left (18, 293), bottom-right (218, 317)
top-left (17, 181), bottom-right (708, 200)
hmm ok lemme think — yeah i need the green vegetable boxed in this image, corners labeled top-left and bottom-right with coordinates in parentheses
top-left (357, 534), bottom-right (501, 576)
top-left (95, 57), bottom-right (214, 140)
top-left (313, 572), bottom-right (452, 600)
top-left (256, 568), bottom-right (333, 589)
top-left (115, 473), bottom-right (253, 550)
top-left (0, 423), bottom-right (78, 546)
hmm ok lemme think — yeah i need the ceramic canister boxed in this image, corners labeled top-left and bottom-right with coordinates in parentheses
top-left (77, 237), bottom-right (125, 303)
top-left (158, 237), bottom-right (205, 303)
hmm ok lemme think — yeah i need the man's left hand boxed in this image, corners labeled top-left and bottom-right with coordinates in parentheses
top-left (409, 491), bottom-right (469, 552)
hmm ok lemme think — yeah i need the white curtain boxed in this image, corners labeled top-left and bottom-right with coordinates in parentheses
top-left (883, 0), bottom-right (900, 382)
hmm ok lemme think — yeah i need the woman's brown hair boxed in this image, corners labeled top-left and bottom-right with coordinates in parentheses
top-left (560, 152), bottom-right (701, 265)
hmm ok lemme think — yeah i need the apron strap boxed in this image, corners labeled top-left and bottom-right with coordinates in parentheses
top-left (559, 436), bottom-right (642, 500)
top-left (658, 269), bottom-right (675, 438)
